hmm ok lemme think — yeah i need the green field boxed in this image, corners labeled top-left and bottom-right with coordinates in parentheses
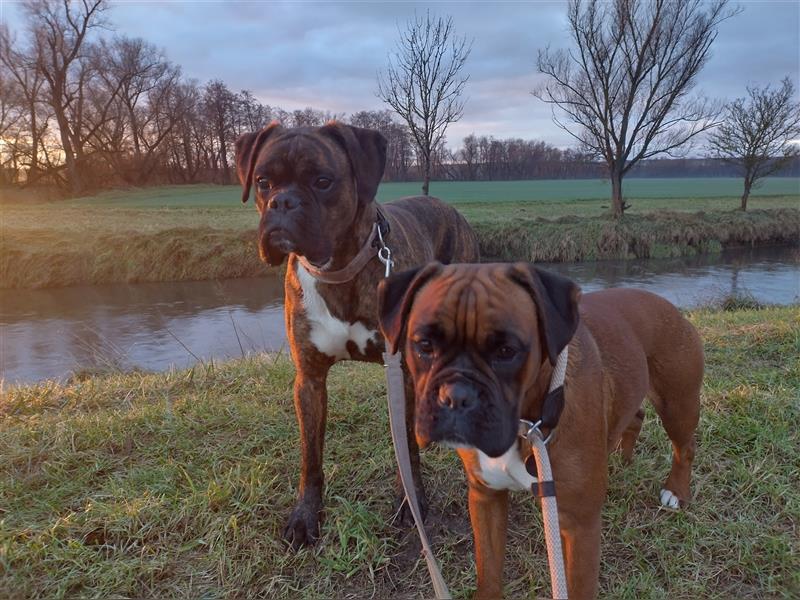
top-left (1, 178), bottom-right (798, 288)
top-left (7, 177), bottom-right (796, 232)
top-left (1, 306), bottom-right (798, 598)
top-left (58, 177), bottom-right (800, 208)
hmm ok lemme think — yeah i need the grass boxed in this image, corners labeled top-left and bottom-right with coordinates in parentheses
top-left (1, 179), bottom-right (798, 288)
top-left (1, 306), bottom-right (798, 599)
top-left (476, 208), bottom-right (800, 262)
top-left (45, 177), bottom-right (799, 207)
top-left (715, 291), bottom-right (768, 312)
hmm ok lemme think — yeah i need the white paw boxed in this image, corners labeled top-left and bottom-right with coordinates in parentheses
top-left (659, 488), bottom-right (681, 509)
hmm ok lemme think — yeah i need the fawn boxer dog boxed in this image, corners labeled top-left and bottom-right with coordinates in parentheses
top-left (378, 262), bottom-right (703, 599)
top-left (235, 122), bottom-right (479, 549)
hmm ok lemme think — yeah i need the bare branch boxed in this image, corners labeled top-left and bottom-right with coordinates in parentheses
top-left (708, 77), bottom-right (800, 210)
top-left (534, 0), bottom-right (738, 216)
top-left (377, 10), bottom-right (471, 195)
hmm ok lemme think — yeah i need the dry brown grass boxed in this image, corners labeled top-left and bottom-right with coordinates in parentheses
top-left (1, 185), bottom-right (797, 288)
top-left (1, 307), bottom-right (798, 598)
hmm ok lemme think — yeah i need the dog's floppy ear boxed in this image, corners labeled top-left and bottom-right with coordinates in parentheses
top-left (378, 262), bottom-right (443, 354)
top-left (235, 121), bottom-right (281, 203)
top-left (509, 263), bottom-right (581, 366)
top-left (320, 122), bottom-right (387, 204)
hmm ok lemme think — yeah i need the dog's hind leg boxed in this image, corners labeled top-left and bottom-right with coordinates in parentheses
top-left (648, 341), bottom-right (703, 508)
top-left (617, 408), bottom-right (645, 464)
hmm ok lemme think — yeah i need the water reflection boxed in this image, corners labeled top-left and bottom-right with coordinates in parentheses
top-left (1, 245), bottom-right (797, 385)
top-left (1, 277), bottom-right (286, 385)
top-left (541, 245), bottom-right (800, 307)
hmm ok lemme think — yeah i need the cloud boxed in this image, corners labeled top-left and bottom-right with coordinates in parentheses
top-left (3, 0), bottom-right (798, 150)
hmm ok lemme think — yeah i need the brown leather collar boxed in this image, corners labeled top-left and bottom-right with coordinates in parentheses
top-left (296, 223), bottom-right (379, 284)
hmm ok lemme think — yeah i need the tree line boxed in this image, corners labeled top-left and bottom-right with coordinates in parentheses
top-left (1, 0), bottom-right (798, 212)
top-left (0, 9), bottom-right (592, 193)
top-left (0, 2), bottom-right (380, 192)
top-left (0, 1), bottom-right (582, 193)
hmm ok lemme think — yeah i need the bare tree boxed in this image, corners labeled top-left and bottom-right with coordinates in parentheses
top-left (458, 134), bottom-right (479, 180)
top-left (202, 80), bottom-right (237, 182)
top-left (89, 36), bottom-right (183, 185)
top-left (0, 24), bottom-right (51, 183)
top-left (23, 0), bottom-right (110, 194)
top-left (290, 107), bottom-right (343, 128)
top-left (0, 64), bottom-right (23, 183)
top-left (349, 109), bottom-right (413, 181)
top-left (535, 0), bottom-right (737, 217)
top-left (708, 78), bottom-right (800, 211)
top-left (378, 11), bottom-right (471, 196)
top-left (236, 90), bottom-right (271, 133)
top-left (163, 80), bottom-right (203, 183)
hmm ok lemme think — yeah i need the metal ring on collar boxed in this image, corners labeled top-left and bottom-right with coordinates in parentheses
top-left (519, 418), bottom-right (554, 446)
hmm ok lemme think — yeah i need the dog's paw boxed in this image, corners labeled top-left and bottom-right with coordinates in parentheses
top-left (392, 487), bottom-right (429, 527)
top-left (283, 501), bottom-right (322, 550)
top-left (659, 488), bottom-right (681, 509)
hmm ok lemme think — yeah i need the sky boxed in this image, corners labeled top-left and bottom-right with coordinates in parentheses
top-left (2, 0), bottom-right (799, 149)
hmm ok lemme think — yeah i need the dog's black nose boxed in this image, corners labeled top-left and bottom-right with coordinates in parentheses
top-left (268, 192), bottom-right (300, 212)
top-left (437, 381), bottom-right (478, 410)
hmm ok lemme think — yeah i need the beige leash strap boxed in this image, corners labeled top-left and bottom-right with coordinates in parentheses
top-left (523, 346), bottom-right (570, 599)
top-left (384, 351), bottom-right (452, 599)
top-left (528, 431), bottom-right (568, 599)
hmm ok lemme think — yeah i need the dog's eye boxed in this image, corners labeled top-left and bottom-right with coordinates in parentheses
top-left (414, 339), bottom-right (434, 357)
top-left (314, 176), bottom-right (333, 191)
top-left (256, 177), bottom-right (272, 190)
top-left (495, 345), bottom-right (518, 361)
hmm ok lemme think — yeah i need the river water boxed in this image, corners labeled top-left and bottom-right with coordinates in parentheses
top-left (1, 245), bottom-right (797, 386)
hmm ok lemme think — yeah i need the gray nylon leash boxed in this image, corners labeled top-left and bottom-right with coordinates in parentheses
top-left (384, 351), bottom-right (452, 599)
top-left (379, 233), bottom-right (451, 599)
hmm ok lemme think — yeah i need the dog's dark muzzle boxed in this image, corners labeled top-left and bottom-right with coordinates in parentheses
top-left (258, 217), bottom-right (299, 265)
top-left (416, 369), bottom-right (517, 457)
top-left (262, 226), bottom-right (295, 253)
top-left (258, 198), bottom-right (330, 267)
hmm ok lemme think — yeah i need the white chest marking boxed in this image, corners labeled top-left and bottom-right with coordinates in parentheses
top-left (477, 444), bottom-right (538, 492)
top-left (296, 264), bottom-right (378, 359)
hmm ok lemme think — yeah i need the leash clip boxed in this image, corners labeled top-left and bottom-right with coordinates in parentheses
top-left (519, 418), bottom-right (554, 446)
top-left (376, 224), bottom-right (394, 278)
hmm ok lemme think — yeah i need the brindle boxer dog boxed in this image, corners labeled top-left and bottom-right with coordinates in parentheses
top-left (378, 262), bottom-right (703, 599)
top-left (235, 122), bottom-right (479, 549)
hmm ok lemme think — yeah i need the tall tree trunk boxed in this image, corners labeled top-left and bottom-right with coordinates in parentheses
top-left (27, 98), bottom-right (39, 179)
top-left (56, 118), bottom-right (82, 195)
top-left (182, 129), bottom-right (194, 180)
top-left (51, 76), bottom-right (84, 195)
top-left (128, 105), bottom-right (142, 157)
top-left (216, 116), bottom-right (229, 184)
top-left (740, 178), bottom-right (751, 211)
top-left (422, 154), bottom-right (431, 196)
top-left (610, 165), bottom-right (624, 218)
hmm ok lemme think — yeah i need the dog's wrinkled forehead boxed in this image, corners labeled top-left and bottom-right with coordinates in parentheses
top-left (256, 132), bottom-right (347, 182)
top-left (409, 264), bottom-right (539, 343)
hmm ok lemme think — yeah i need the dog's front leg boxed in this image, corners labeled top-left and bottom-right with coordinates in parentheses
top-left (557, 506), bottom-right (602, 600)
top-left (467, 481), bottom-right (509, 600)
top-left (283, 360), bottom-right (332, 549)
top-left (551, 447), bottom-right (607, 600)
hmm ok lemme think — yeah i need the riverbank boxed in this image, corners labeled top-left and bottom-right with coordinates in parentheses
top-left (1, 305), bottom-right (797, 598)
top-left (476, 207), bottom-right (799, 261)
top-left (3, 245), bottom-right (797, 385)
top-left (1, 182), bottom-right (798, 288)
